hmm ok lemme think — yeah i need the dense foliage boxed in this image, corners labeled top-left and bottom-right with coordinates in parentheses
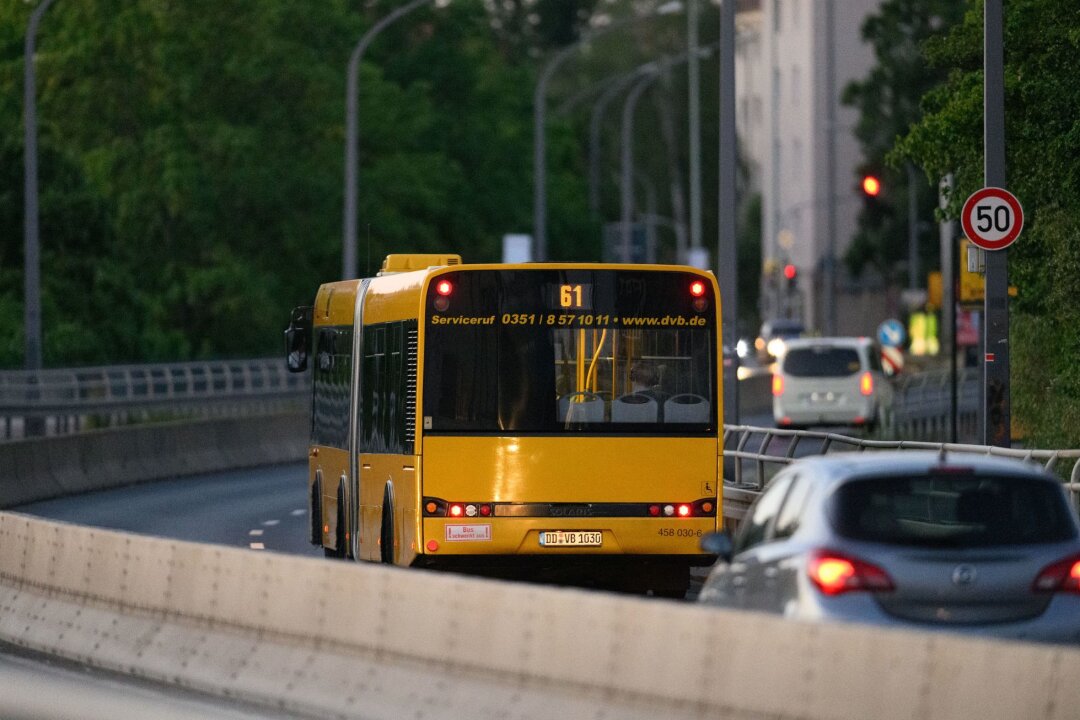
top-left (890, 0), bottom-right (1080, 446)
top-left (0, 0), bottom-right (626, 366)
top-left (841, 0), bottom-right (965, 284)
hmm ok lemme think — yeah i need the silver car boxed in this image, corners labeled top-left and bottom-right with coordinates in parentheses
top-left (699, 452), bottom-right (1080, 644)
top-left (772, 337), bottom-right (892, 430)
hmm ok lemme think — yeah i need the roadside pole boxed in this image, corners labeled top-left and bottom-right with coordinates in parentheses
top-left (982, 0), bottom-right (1009, 447)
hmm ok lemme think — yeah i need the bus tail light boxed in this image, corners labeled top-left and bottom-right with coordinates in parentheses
top-left (1032, 554), bottom-right (1080, 594)
top-left (808, 550), bottom-right (894, 595)
top-left (435, 279), bottom-right (453, 296)
top-left (423, 497), bottom-right (493, 518)
top-left (859, 371), bottom-right (874, 396)
top-left (772, 374), bottom-right (784, 396)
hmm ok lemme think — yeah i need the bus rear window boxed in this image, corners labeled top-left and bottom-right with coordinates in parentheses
top-left (422, 269), bottom-right (716, 434)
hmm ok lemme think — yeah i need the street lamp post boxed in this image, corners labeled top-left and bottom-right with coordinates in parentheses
top-left (23, 0), bottom-right (58, 371)
top-left (588, 71), bottom-right (645, 218)
top-left (620, 70), bottom-right (659, 262)
top-left (533, 2), bottom-right (683, 262)
top-left (342, 0), bottom-right (445, 280)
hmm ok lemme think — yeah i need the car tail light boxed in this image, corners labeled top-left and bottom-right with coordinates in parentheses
top-left (808, 550), bottom-right (895, 595)
top-left (859, 371), bottom-right (874, 396)
top-left (1032, 554), bottom-right (1080, 594)
top-left (772, 374), bottom-right (784, 397)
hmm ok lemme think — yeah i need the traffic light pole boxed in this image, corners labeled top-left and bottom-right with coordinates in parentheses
top-left (982, 0), bottom-right (1010, 447)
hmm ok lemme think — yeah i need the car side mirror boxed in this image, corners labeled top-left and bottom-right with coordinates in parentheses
top-left (284, 305), bottom-right (313, 373)
top-left (700, 531), bottom-right (733, 562)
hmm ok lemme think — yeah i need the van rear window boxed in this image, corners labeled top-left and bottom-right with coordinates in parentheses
top-left (783, 347), bottom-right (861, 377)
top-left (830, 474), bottom-right (1077, 547)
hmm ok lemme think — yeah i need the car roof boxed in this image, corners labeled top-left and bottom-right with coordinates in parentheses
top-left (782, 336), bottom-right (870, 350)
top-left (785, 450), bottom-right (1054, 485)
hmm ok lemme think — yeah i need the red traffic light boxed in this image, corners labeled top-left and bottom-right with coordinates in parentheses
top-left (862, 175), bottom-right (882, 197)
top-left (783, 264), bottom-right (797, 281)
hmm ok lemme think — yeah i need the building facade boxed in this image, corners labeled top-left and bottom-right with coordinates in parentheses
top-left (736, 0), bottom-right (886, 335)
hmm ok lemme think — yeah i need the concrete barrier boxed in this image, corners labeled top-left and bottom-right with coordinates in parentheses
top-left (1, 512), bottom-right (1077, 720)
top-left (0, 413), bottom-right (308, 509)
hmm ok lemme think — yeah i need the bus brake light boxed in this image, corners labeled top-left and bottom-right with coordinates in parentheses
top-left (677, 504), bottom-right (691, 517)
top-left (435, 279), bottom-right (453, 296)
top-left (689, 280), bottom-right (706, 297)
top-left (449, 504), bottom-right (464, 517)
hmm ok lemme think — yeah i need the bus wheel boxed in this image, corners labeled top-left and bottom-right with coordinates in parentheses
top-left (324, 482), bottom-right (346, 559)
top-left (380, 483), bottom-right (395, 565)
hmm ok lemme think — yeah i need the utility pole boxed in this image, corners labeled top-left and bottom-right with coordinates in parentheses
top-left (719, 0), bottom-right (738, 425)
top-left (687, 0), bottom-right (702, 260)
top-left (982, 0), bottom-right (1010, 447)
top-left (24, 0), bottom-right (57, 371)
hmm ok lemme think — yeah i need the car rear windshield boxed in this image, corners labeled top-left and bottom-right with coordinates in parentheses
top-left (783, 347), bottom-right (861, 377)
top-left (830, 474), bottom-right (1078, 547)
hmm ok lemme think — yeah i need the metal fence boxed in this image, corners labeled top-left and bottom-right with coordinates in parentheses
top-left (0, 358), bottom-right (309, 440)
top-left (721, 424), bottom-right (1080, 522)
top-left (890, 366), bottom-right (980, 442)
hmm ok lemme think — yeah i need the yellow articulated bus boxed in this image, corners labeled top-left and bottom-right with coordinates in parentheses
top-left (285, 254), bottom-right (723, 594)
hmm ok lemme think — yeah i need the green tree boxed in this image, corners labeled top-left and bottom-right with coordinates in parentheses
top-left (895, 0), bottom-right (1080, 446)
top-left (841, 0), bottom-right (965, 285)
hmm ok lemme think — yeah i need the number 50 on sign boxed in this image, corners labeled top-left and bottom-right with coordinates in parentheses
top-left (961, 187), bottom-right (1024, 251)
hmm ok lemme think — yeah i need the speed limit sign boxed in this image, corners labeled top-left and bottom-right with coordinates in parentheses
top-left (961, 187), bottom-right (1024, 251)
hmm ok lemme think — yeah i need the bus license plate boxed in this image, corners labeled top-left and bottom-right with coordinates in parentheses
top-left (539, 531), bottom-right (602, 547)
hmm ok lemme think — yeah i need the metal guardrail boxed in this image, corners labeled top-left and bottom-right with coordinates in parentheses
top-left (0, 358), bottom-right (309, 440)
top-left (721, 424), bottom-right (1080, 522)
top-left (890, 366), bottom-right (981, 441)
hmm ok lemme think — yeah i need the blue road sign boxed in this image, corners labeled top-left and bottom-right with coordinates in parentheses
top-left (877, 319), bottom-right (906, 348)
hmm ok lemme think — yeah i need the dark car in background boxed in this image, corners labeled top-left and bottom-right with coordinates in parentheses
top-left (756, 318), bottom-right (806, 362)
top-left (698, 452), bottom-right (1080, 644)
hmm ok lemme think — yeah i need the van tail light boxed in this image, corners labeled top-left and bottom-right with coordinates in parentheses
top-left (1032, 554), bottom-right (1080, 594)
top-left (808, 550), bottom-right (895, 596)
top-left (859, 371), bottom-right (874, 396)
top-left (771, 374), bottom-right (784, 397)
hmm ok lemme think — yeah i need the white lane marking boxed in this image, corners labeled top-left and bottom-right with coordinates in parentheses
top-left (248, 529), bottom-right (264, 537)
top-left (249, 543), bottom-right (265, 550)
top-left (290, 509), bottom-right (305, 516)
top-left (262, 519), bottom-right (280, 526)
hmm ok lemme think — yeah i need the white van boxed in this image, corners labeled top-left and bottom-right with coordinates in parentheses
top-left (771, 337), bottom-right (892, 430)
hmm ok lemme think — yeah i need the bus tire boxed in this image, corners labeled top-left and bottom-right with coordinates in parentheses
top-left (380, 482), bottom-right (395, 565)
top-left (324, 481), bottom-right (346, 559)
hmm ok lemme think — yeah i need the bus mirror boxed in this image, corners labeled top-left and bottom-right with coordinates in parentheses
top-left (285, 305), bottom-right (313, 373)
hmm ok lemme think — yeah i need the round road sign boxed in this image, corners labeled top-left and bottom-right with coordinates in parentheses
top-left (961, 187), bottom-right (1023, 251)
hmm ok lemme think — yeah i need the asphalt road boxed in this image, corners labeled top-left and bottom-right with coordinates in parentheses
top-left (17, 463), bottom-right (322, 558)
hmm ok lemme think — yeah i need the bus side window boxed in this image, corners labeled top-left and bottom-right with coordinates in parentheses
top-left (313, 327), bottom-right (352, 450)
top-left (360, 321), bottom-right (415, 454)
